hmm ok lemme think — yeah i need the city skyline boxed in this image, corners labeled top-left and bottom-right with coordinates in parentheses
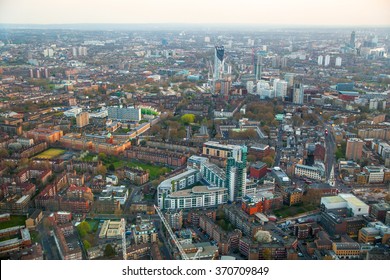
top-left (0, 0), bottom-right (389, 27)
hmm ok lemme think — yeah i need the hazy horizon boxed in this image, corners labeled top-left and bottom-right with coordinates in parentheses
top-left (0, 0), bottom-right (389, 27)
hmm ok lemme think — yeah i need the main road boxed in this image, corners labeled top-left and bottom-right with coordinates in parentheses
top-left (324, 125), bottom-right (336, 181)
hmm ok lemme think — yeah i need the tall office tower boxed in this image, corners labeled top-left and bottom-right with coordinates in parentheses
top-left (293, 83), bottom-right (304, 104)
top-left (213, 46), bottom-right (224, 90)
top-left (318, 55), bottom-right (323, 66)
top-left (72, 47), bottom-right (78, 57)
top-left (346, 138), bottom-right (364, 161)
top-left (254, 53), bottom-right (263, 81)
top-left (204, 36), bottom-right (211, 43)
top-left (324, 55), bottom-right (331, 67)
top-left (284, 73), bottom-right (294, 87)
top-left (350, 31), bottom-right (356, 48)
top-left (246, 81), bottom-right (254, 94)
top-left (274, 80), bottom-right (288, 99)
top-left (76, 112), bottom-right (89, 128)
top-left (335, 57), bottom-right (342, 67)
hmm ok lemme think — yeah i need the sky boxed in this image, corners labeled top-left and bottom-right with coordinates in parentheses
top-left (0, 0), bottom-right (389, 26)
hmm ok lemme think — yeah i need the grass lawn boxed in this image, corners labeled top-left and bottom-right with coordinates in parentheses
top-left (82, 153), bottom-right (172, 180)
top-left (0, 215), bottom-right (26, 230)
top-left (34, 148), bottom-right (65, 159)
top-left (273, 204), bottom-right (317, 218)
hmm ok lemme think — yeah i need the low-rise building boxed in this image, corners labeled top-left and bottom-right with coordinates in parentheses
top-left (331, 242), bottom-right (360, 259)
top-left (241, 192), bottom-right (283, 215)
top-left (321, 194), bottom-right (369, 217)
top-left (53, 223), bottom-right (82, 260)
top-left (130, 219), bottom-right (157, 245)
top-left (99, 185), bottom-right (128, 205)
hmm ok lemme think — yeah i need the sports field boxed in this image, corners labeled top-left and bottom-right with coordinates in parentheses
top-left (35, 148), bottom-right (66, 159)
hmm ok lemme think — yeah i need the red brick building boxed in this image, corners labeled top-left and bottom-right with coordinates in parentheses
top-left (249, 162), bottom-right (268, 179)
top-left (126, 147), bottom-right (187, 167)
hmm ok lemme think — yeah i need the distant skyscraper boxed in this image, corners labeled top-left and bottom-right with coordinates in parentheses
top-left (254, 53), bottom-right (264, 81)
top-left (204, 36), bottom-right (210, 43)
top-left (335, 57), bottom-right (342, 67)
top-left (293, 83), bottom-right (304, 104)
top-left (324, 55), bottom-right (331, 67)
top-left (213, 46), bottom-right (224, 90)
top-left (318, 55), bottom-right (323, 66)
top-left (350, 31), bottom-right (356, 48)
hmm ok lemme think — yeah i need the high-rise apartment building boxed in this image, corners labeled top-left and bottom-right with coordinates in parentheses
top-left (273, 79), bottom-right (287, 99)
top-left (202, 141), bottom-right (247, 201)
top-left (76, 112), bottom-right (89, 128)
top-left (318, 55), bottom-right (323, 66)
top-left (324, 55), bottom-right (331, 67)
top-left (293, 83), bottom-right (304, 104)
top-left (346, 138), bottom-right (364, 161)
top-left (335, 57), bottom-right (342, 67)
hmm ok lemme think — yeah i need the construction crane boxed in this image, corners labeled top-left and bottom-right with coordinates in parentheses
top-left (121, 218), bottom-right (127, 260)
top-left (155, 205), bottom-right (203, 260)
top-left (154, 205), bottom-right (189, 260)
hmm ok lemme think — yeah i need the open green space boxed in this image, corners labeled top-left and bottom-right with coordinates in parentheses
top-left (77, 220), bottom-right (99, 248)
top-left (0, 215), bottom-right (26, 230)
top-left (34, 148), bottom-right (65, 159)
top-left (85, 219), bottom-right (99, 233)
top-left (81, 153), bottom-right (172, 180)
top-left (273, 203), bottom-right (317, 218)
top-left (101, 155), bottom-right (171, 179)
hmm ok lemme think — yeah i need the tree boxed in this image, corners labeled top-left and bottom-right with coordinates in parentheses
top-left (104, 244), bottom-right (116, 257)
top-left (302, 189), bottom-right (323, 206)
top-left (262, 248), bottom-right (272, 260)
top-left (96, 165), bottom-right (107, 176)
top-left (98, 152), bottom-right (107, 161)
top-left (77, 221), bottom-right (91, 238)
top-left (0, 148), bottom-right (9, 158)
top-left (263, 156), bottom-right (275, 168)
top-left (181, 114), bottom-right (195, 125)
top-left (108, 164), bottom-right (115, 171)
top-left (83, 240), bottom-right (91, 250)
top-left (247, 155), bottom-right (257, 162)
